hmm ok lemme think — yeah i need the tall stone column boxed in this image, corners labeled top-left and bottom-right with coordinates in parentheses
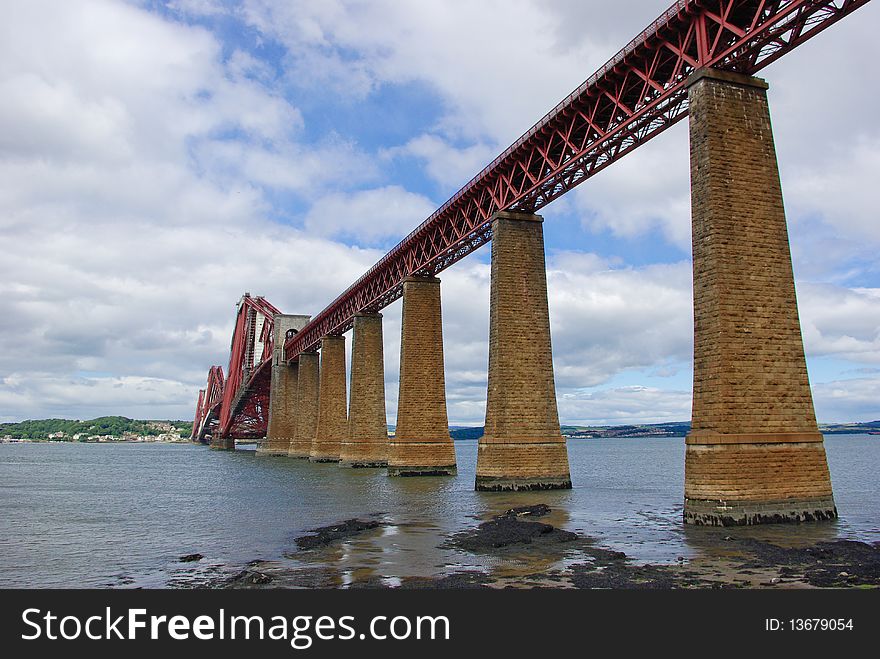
top-left (310, 335), bottom-right (347, 462)
top-left (685, 68), bottom-right (835, 525)
top-left (340, 312), bottom-right (388, 467)
top-left (476, 211), bottom-right (571, 490)
top-left (257, 313), bottom-right (310, 456)
top-left (389, 276), bottom-right (456, 476)
top-left (288, 350), bottom-right (320, 458)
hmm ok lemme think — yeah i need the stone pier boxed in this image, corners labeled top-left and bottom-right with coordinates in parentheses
top-left (685, 68), bottom-right (835, 525)
top-left (310, 335), bottom-right (347, 462)
top-left (257, 313), bottom-right (310, 456)
top-left (340, 312), bottom-right (389, 467)
top-left (475, 211), bottom-right (571, 491)
top-left (210, 433), bottom-right (234, 451)
top-left (288, 350), bottom-right (320, 458)
top-left (389, 276), bottom-right (457, 476)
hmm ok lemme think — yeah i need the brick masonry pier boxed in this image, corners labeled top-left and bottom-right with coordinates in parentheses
top-left (389, 276), bottom-right (457, 476)
top-left (684, 68), bottom-right (835, 525)
top-left (476, 211), bottom-right (571, 491)
top-left (288, 350), bottom-right (320, 458)
top-left (310, 335), bottom-right (347, 462)
top-left (258, 314), bottom-right (309, 456)
top-left (340, 312), bottom-right (389, 467)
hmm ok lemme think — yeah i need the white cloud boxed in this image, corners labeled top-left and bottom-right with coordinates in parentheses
top-left (547, 254), bottom-right (693, 387)
top-left (812, 378), bottom-right (880, 423)
top-left (0, 214), bottom-right (384, 377)
top-left (558, 385), bottom-right (692, 426)
top-left (0, 373), bottom-right (194, 423)
top-left (382, 134), bottom-right (497, 193)
top-left (799, 284), bottom-right (880, 363)
top-left (0, 0), bottom-right (388, 420)
top-left (303, 185), bottom-right (436, 244)
top-left (238, 0), bottom-right (613, 144)
top-left (785, 137), bottom-right (880, 246)
top-left (166, 0), bottom-right (228, 17)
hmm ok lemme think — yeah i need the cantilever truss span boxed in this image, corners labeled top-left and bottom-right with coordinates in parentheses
top-left (193, 295), bottom-right (280, 440)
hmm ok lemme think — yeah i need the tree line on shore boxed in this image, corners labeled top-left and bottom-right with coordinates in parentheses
top-left (0, 416), bottom-right (193, 440)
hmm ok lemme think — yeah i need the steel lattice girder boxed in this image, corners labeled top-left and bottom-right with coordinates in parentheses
top-left (283, 0), bottom-right (870, 361)
top-left (190, 294), bottom-right (280, 441)
top-left (223, 363), bottom-right (272, 439)
top-left (191, 389), bottom-right (205, 440)
top-left (217, 294), bottom-right (280, 437)
top-left (194, 365), bottom-right (224, 441)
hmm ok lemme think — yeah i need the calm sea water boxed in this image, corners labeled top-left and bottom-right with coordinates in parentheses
top-left (0, 435), bottom-right (876, 588)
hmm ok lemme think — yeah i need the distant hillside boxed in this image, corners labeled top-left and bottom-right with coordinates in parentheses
top-left (448, 424), bottom-right (687, 440)
top-left (3, 417), bottom-right (876, 442)
top-left (562, 422), bottom-right (691, 438)
top-left (0, 416), bottom-right (192, 440)
top-left (818, 420), bottom-right (880, 434)
top-left (562, 420), bottom-right (880, 438)
top-left (449, 426), bottom-right (484, 440)
top-left (451, 420), bottom-right (880, 440)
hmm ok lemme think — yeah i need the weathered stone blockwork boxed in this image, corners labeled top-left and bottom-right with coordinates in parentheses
top-left (259, 361), bottom-right (299, 456)
top-left (476, 212), bottom-right (570, 491)
top-left (685, 68), bottom-right (835, 524)
top-left (389, 276), bottom-right (456, 476)
top-left (340, 313), bottom-right (388, 467)
top-left (288, 351), bottom-right (320, 458)
top-left (310, 335), bottom-right (347, 462)
top-left (258, 314), bottom-right (310, 456)
top-left (210, 434), bottom-right (235, 450)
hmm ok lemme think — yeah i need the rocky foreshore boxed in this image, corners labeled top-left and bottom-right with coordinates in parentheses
top-left (167, 504), bottom-right (880, 590)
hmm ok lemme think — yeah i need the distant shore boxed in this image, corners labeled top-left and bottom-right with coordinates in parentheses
top-left (4, 428), bottom-right (878, 444)
top-left (0, 437), bottom-right (191, 444)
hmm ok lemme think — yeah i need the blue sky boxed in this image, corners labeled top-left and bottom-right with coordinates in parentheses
top-left (1, 0), bottom-right (878, 425)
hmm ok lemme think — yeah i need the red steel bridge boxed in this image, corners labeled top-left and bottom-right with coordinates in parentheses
top-left (193, 0), bottom-right (870, 444)
top-left (192, 294), bottom-right (280, 442)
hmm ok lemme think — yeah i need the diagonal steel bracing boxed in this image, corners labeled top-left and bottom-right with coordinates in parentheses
top-left (282, 0), bottom-right (870, 361)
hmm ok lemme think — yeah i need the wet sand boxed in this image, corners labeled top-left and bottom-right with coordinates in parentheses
top-left (169, 504), bottom-right (880, 590)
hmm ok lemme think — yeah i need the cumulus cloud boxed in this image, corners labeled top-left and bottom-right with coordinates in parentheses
top-left (0, 373), bottom-right (195, 423)
top-left (812, 378), bottom-right (880, 424)
top-left (303, 186), bottom-right (436, 244)
top-left (0, 0), bottom-right (385, 420)
top-left (547, 253), bottom-right (693, 387)
top-left (785, 137), bottom-right (880, 248)
top-left (0, 217), bottom-right (385, 417)
top-left (558, 385), bottom-right (693, 426)
top-left (235, 0), bottom-right (613, 144)
top-left (799, 284), bottom-right (880, 363)
top-left (382, 135), bottom-right (497, 193)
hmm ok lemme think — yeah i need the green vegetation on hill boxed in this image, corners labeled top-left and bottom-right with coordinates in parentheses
top-left (0, 416), bottom-right (192, 440)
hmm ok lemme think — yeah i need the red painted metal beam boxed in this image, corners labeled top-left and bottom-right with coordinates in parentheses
top-left (283, 0), bottom-right (871, 360)
top-left (194, 364), bottom-right (224, 441)
top-left (192, 293), bottom-right (281, 441)
top-left (217, 294), bottom-right (281, 438)
top-left (191, 388), bottom-right (205, 441)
